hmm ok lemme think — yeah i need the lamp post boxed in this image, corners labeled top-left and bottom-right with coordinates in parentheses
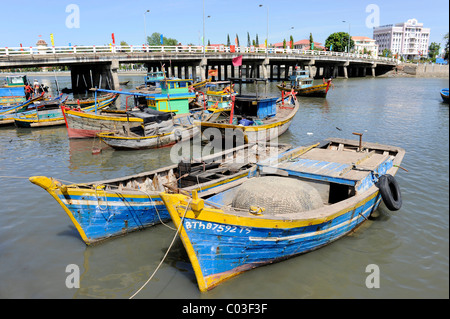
top-left (144, 10), bottom-right (150, 45)
top-left (259, 4), bottom-right (269, 56)
top-left (342, 20), bottom-right (351, 55)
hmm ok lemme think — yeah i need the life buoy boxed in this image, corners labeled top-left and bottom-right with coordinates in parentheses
top-left (377, 174), bottom-right (402, 211)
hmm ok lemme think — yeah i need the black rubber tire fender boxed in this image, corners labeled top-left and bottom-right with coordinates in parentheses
top-left (377, 174), bottom-right (402, 211)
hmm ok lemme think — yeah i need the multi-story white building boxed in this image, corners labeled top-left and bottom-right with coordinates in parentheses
top-left (351, 36), bottom-right (378, 57)
top-left (373, 18), bottom-right (430, 60)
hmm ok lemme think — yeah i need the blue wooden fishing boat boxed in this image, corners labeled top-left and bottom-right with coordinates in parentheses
top-left (160, 136), bottom-right (406, 292)
top-left (14, 94), bottom-right (117, 128)
top-left (440, 88), bottom-right (449, 103)
top-left (29, 143), bottom-right (291, 245)
top-left (0, 94), bottom-right (64, 126)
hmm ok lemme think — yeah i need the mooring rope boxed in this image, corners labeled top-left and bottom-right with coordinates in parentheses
top-left (129, 198), bottom-right (192, 299)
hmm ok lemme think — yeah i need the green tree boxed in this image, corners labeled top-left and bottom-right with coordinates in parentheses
top-left (324, 32), bottom-right (354, 52)
top-left (236, 34), bottom-right (240, 47)
top-left (443, 33), bottom-right (449, 60)
top-left (381, 48), bottom-right (392, 57)
top-left (247, 32), bottom-right (251, 47)
top-left (283, 39), bottom-right (286, 49)
top-left (256, 34), bottom-right (259, 46)
top-left (428, 42), bottom-right (441, 61)
top-left (147, 32), bottom-right (178, 46)
top-left (309, 33), bottom-right (314, 49)
top-left (227, 34), bottom-right (231, 46)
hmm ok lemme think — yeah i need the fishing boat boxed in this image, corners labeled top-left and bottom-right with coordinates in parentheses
top-left (29, 143), bottom-right (291, 245)
top-left (61, 89), bottom-right (150, 139)
top-left (14, 94), bottom-right (118, 128)
top-left (276, 68), bottom-right (332, 98)
top-left (0, 94), bottom-right (64, 126)
top-left (160, 136), bottom-right (406, 292)
top-left (440, 88), bottom-right (449, 103)
top-left (97, 79), bottom-right (203, 150)
top-left (198, 78), bottom-right (299, 144)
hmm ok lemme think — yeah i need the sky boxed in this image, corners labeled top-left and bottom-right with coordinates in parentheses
top-left (0, 0), bottom-right (448, 49)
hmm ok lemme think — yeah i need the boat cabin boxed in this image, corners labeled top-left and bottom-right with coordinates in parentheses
top-left (205, 81), bottom-right (234, 109)
top-left (146, 79), bottom-right (195, 114)
top-left (3, 75), bottom-right (29, 87)
top-left (144, 71), bottom-right (165, 87)
top-left (288, 69), bottom-right (313, 89)
top-left (230, 78), bottom-right (278, 122)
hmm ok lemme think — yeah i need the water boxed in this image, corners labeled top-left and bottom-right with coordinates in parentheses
top-left (0, 75), bottom-right (448, 299)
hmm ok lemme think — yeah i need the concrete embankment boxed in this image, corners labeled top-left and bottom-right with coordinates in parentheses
top-left (380, 63), bottom-right (449, 78)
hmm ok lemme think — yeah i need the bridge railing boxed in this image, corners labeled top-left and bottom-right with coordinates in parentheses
top-left (0, 45), bottom-right (398, 63)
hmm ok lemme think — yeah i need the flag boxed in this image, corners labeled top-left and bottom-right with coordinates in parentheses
top-left (111, 33), bottom-right (115, 45)
top-left (232, 55), bottom-right (242, 67)
top-left (160, 34), bottom-right (164, 45)
top-left (311, 42), bottom-right (314, 50)
top-left (330, 44), bottom-right (333, 51)
top-left (208, 69), bottom-right (218, 77)
top-left (235, 37), bottom-right (238, 47)
top-left (265, 39), bottom-right (267, 48)
top-left (50, 34), bottom-right (54, 46)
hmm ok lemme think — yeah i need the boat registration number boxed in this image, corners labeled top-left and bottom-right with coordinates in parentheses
top-left (184, 220), bottom-right (251, 235)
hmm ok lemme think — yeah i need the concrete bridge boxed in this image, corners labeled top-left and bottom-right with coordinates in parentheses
top-left (0, 45), bottom-right (398, 93)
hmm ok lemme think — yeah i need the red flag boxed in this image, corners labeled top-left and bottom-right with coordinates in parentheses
top-left (111, 33), bottom-right (115, 45)
top-left (232, 55), bottom-right (242, 67)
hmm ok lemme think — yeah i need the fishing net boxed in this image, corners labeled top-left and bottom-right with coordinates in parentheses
top-left (231, 176), bottom-right (323, 215)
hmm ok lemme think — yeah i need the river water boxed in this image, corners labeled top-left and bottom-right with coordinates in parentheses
top-left (0, 74), bottom-right (448, 299)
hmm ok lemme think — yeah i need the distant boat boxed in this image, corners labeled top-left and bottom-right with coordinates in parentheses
top-left (276, 68), bottom-right (333, 98)
top-left (29, 143), bottom-right (292, 245)
top-left (440, 88), bottom-right (449, 103)
top-left (160, 137), bottom-right (406, 292)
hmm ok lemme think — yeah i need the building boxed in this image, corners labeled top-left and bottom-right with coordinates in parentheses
top-left (352, 36), bottom-right (378, 57)
top-left (373, 18), bottom-right (430, 60)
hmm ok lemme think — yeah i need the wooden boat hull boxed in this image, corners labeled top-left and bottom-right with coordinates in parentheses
top-left (61, 108), bottom-right (144, 138)
top-left (199, 97), bottom-right (299, 143)
top-left (277, 83), bottom-right (329, 97)
top-left (98, 124), bottom-right (201, 150)
top-left (160, 138), bottom-right (405, 292)
top-left (29, 143), bottom-right (291, 244)
top-left (440, 89), bottom-right (449, 103)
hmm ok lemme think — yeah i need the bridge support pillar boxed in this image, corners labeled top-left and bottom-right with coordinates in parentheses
top-left (70, 61), bottom-right (119, 94)
top-left (261, 58), bottom-right (269, 79)
top-left (200, 58), bottom-right (208, 81)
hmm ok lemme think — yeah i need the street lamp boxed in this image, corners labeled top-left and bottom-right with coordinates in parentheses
top-left (144, 10), bottom-right (150, 44)
top-left (342, 20), bottom-right (351, 54)
top-left (259, 4), bottom-right (269, 56)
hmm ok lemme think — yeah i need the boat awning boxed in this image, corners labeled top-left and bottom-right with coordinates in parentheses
top-left (128, 108), bottom-right (175, 123)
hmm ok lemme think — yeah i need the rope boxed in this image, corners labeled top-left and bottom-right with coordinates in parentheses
top-left (129, 198), bottom-right (192, 299)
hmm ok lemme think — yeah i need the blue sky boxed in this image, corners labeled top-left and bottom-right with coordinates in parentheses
top-left (0, 0), bottom-right (448, 48)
